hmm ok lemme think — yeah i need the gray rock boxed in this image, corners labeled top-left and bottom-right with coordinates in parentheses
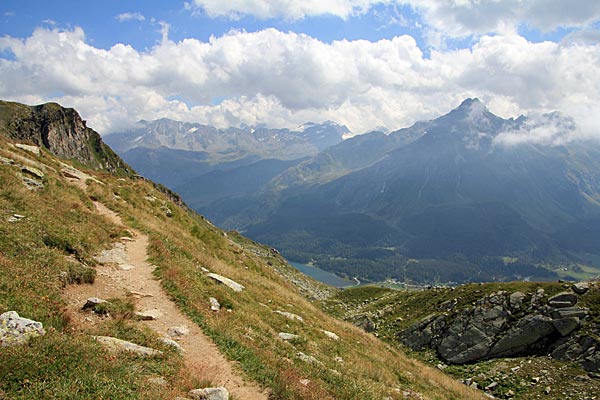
top-left (209, 297), bottom-right (220, 312)
top-left (189, 387), bottom-right (229, 400)
top-left (160, 336), bottom-right (183, 352)
top-left (278, 332), bottom-right (300, 341)
top-left (509, 291), bottom-right (526, 309)
top-left (136, 309), bottom-right (161, 321)
top-left (530, 288), bottom-right (545, 306)
top-left (551, 307), bottom-right (588, 319)
top-left (274, 310), bottom-right (304, 322)
top-left (167, 326), bottom-right (189, 337)
top-left (438, 306), bottom-right (508, 364)
top-left (0, 311), bottom-right (46, 346)
top-left (489, 315), bottom-right (556, 357)
top-left (297, 351), bottom-right (322, 365)
top-left (548, 292), bottom-right (578, 307)
top-left (15, 143), bottom-right (40, 155)
top-left (552, 317), bottom-right (580, 337)
top-left (82, 297), bottom-right (107, 311)
top-left (93, 336), bottom-right (162, 356)
top-left (206, 273), bottom-right (244, 292)
top-left (572, 282), bottom-right (590, 295)
top-left (321, 329), bottom-right (340, 341)
top-left (95, 243), bottom-right (128, 265)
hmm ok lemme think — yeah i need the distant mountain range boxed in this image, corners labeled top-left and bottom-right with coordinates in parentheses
top-left (104, 119), bottom-right (348, 188)
top-left (105, 99), bottom-right (600, 284)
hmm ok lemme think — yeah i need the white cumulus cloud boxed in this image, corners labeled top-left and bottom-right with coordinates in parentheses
top-left (0, 27), bottom-right (599, 142)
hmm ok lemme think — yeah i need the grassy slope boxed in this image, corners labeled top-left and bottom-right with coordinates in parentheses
top-left (0, 138), bottom-right (187, 399)
top-left (323, 282), bottom-right (600, 399)
top-left (0, 134), bottom-right (486, 399)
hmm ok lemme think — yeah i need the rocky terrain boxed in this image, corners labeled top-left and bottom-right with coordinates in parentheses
top-left (323, 281), bottom-right (600, 399)
top-left (400, 282), bottom-right (599, 372)
top-left (0, 100), bottom-right (132, 175)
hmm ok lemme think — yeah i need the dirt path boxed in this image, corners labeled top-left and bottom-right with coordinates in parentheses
top-left (65, 202), bottom-right (269, 400)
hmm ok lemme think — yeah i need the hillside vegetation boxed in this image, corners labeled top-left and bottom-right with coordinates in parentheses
top-left (0, 102), bottom-right (486, 399)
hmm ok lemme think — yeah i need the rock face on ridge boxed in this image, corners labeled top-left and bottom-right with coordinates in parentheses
top-left (399, 285), bottom-right (600, 373)
top-left (0, 100), bottom-right (132, 175)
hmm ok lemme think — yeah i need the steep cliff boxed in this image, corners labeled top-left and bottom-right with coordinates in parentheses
top-left (0, 100), bottom-right (132, 175)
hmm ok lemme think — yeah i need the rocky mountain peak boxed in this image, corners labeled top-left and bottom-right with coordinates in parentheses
top-left (0, 100), bottom-right (132, 175)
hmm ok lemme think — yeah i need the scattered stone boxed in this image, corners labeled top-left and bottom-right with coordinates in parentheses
top-left (299, 379), bottom-right (311, 386)
top-left (82, 297), bottom-right (107, 312)
top-left (544, 386), bottom-right (551, 395)
top-left (93, 336), bottom-right (163, 356)
top-left (148, 377), bottom-right (168, 386)
top-left (278, 332), bottom-right (300, 341)
top-left (531, 377), bottom-right (540, 383)
top-left (485, 382), bottom-right (498, 391)
top-left (167, 326), bottom-right (189, 337)
top-left (572, 282), bottom-right (590, 295)
top-left (136, 309), bottom-right (161, 321)
top-left (334, 356), bottom-right (344, 363)
top-left (120, 236), bottom-right (134, 242)
top-left (206, 273), bottom-right (245, 292)
top-left (506, 389), bottom-right (515, 397)
top-left (511, 367), bottom-right (521, 373)
top-left (7, 214), bottom-right (25, 223)
top-left (548, 292), bottom-right (578, 307)
top-left (188, 387), bottom-right (229, 400)
top-left (15, 143), bottom-right (40, 155)
top-left (297, 351), bottom-right (322, 365)
top-left (200, 267), bottom-right (210, 273)
top-left (160, 337), bottom-right (183, 352)
top-left (0, 311), bottom-right (46, 346)
top-left (321, 329), bottom-right (339, 341)
top-left (436, 363), bottom-right (447, 370)
top-left (0, 155), bottom-right (15, 165)
top-left (274, 310), bottom-right (304, 322)
top-left (209, 297), bottom-right (221, 312)
top-left (509, 291), bottom-right (526, 309)
top-left (119, 264), bottom-right (135, 271)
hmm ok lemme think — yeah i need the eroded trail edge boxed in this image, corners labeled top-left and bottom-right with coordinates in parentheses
top-left (65, 201), bottom-right (269, 400)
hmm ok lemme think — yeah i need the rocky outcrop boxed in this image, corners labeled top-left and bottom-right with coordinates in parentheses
top-left (0, 100), bottom-right (132, 175)
top-left (0, 311), bottom-right (46, 346)
top-left (399, 286), bottom-right (599, 372)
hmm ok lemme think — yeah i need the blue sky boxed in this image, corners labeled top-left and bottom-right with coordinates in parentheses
top-left (1, 1), bottom-right (599, 139)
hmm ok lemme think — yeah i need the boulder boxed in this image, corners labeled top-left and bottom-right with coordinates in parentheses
top-left (209, 297), bottom-right (221, 312)
top-left (167, 326), bottom-right (189, 337)
top-left (206, 273), bottom-right (244, 292)
top-left (93, 336), bottom-right (162, 356)
top-left (189, 387), bottom-right (229, 400)
top-left (489, 315), bottom-right (556, 357)
top-left (572, 282), bottom-right (590, 295)
top-left (548, 292), bottom-right (578, 307)
top-left (82, 297), bottom-right (107, 311)
top-left (0, 311), bottom-right (46, 346)
top-left (551, 307), bottom-right (588, 319)
top-left (509, 291), bottom-right (526, 309)
top-left (552, 317), bottom-right (580, 337)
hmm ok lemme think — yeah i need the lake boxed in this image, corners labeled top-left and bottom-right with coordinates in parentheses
top-left (288, 261), bottom-right (355, 288)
